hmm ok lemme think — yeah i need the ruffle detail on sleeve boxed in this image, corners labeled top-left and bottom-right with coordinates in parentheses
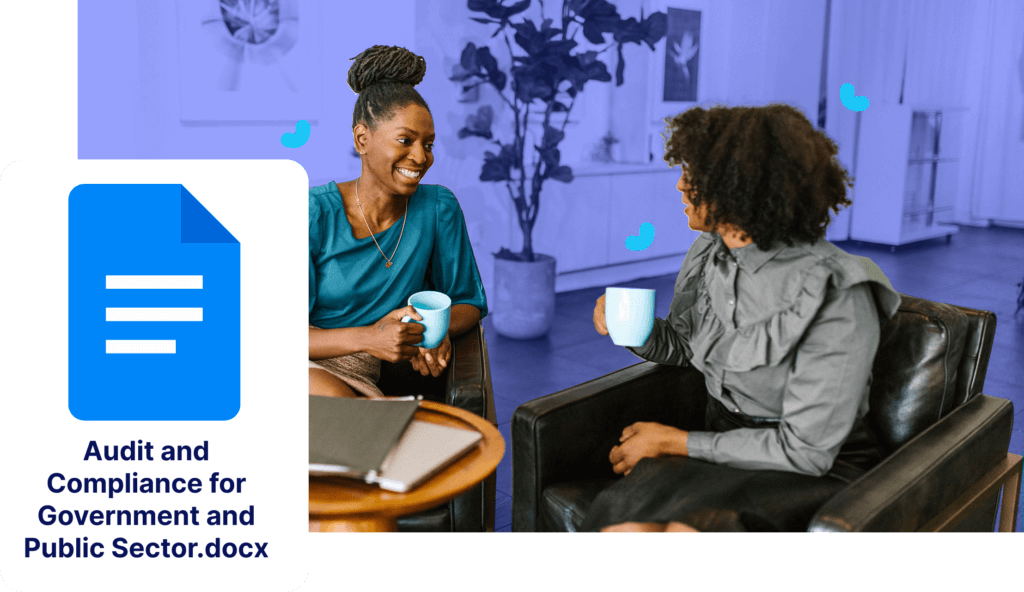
top-left (661, 234), bottom-right (718, 369)
top-left (691, 249), bottom-right (901, 374)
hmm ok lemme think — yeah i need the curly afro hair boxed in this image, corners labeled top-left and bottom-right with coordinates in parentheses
top-left (663, 104), bottom-right (852, 250)
top-left (348, 45), bottom-right (430, 130)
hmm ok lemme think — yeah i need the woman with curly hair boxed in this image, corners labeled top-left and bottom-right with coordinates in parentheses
top-left (588, 104), bottom-right (901, 532)
top-left (308, 45), bottom-right (487, 398)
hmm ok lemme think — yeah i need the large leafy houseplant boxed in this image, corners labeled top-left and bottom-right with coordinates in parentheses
top-left (451, 0), bottom-right (667, 262)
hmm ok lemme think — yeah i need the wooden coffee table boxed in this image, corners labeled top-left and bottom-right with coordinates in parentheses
top-left (308, 400), bottom-right (504, 532)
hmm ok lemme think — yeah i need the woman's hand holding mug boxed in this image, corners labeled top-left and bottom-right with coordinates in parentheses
top-left (410, 333), bottom-right (451, 377)
top-left (401, 290), bottom-right (453, 377)
top-left (367, 306), bottom-right (425, 363)
top-left (593, 294), bottom-right (609, 335)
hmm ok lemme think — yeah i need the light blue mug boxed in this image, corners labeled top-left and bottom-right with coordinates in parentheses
top-left (401, 291), bottom-right (452, 349)
top-left (605, 287), bottom-right (656, 347)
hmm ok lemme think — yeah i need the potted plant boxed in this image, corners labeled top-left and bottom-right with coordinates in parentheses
top-left (451, 0), bottom-right (666, 339)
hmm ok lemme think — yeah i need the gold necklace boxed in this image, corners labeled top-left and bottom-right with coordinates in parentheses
top-left (354, 178), bottom-right (407, 269)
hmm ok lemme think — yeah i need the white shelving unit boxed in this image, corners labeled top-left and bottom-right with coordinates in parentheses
top-left (850, 105), bottom-right (962, 248)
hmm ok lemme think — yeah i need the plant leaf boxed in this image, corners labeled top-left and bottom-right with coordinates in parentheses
top-left (504, 0), bottom-right (532, 19)
top-left (449, 67), bottom-right (475, 82)
top-left (547, 39), bottom-right (578, 55)
top-left (480, 142), bottom-right (517, 182)
top-left (643, 12), bottom-right (668, 47)
top-left (460, 105), bottom-right (494, 140)
top-left (613, 16), bottom-right (645, 45)
top-left (459, 126), bottom-right (493, 139)
top-left (541, 123), bottom-right (565, 149)
top-left (467, 0), bottom-right (492, 13)
top-left (539, 147), bottom-right (561, 170)
top-left (468, 0), bottom-right (531, 20)
top-left (477, 46), bottom-right (499, 76)
top-left (460, 42), bottom-right (478, 71)
top-left (582, 20), bottom-right (606, 44)
top-left (481, 156), bottom-right (511, 182)
top-left (549, 165), bottom-right (574, 183)
top-left (491, 70), bottom-right (507, 91)
top-left (494, 247), bottom-right (527, 261)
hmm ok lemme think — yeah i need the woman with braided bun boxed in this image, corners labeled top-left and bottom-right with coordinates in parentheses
top-left (587, 104), bottom-right (901, 531)
top-left (308, 45), bottom-right (487, 398)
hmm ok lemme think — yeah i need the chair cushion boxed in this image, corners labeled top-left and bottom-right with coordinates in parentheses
top-left (868, 295), bottom-right (969, 454)
top-left (540, 479), bottom-right (618, 532)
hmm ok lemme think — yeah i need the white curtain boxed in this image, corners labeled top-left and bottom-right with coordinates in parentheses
top-left (902, 0), bottom-right (975, 107)
top-left (1015, 31), bottom-right (1024, 143)
top-left (827, 0), bottom-right (1024, 229)
top-left (967, 1), bottom-right (1024, 222)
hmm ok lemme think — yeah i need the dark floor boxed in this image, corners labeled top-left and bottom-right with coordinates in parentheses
top-left (484, 224), bottom-right (1024, 532)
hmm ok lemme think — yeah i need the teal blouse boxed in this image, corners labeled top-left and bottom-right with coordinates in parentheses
top-left (309, 182), bottom-right (487, 329)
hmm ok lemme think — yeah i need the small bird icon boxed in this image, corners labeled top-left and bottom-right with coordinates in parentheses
top-left (671, 31), bottom-right (699, 82)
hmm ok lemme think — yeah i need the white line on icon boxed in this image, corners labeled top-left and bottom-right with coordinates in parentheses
top-left (106, 308), bottom-right (203, 322)
top-left (106, 340), bottom-right (176, 354)
top-left (104, 275), bottom-right (203, 354)
top-left (105, 275), bottom-right (203, 289)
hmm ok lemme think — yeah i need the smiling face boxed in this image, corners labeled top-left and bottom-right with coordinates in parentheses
top-left (677, 171), bottom-right (712, 232)
top-left (355, 103), bottom-right (435, 197)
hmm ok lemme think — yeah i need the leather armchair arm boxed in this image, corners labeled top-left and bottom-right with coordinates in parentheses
top-left (809, 394), bottom-right (1015, 532)
top-left (512, 362), bottom-right (708, 532)
top-left (394, 321), bottom-right (496, 532)
top-left (446, 322), bottom-right (494, 423)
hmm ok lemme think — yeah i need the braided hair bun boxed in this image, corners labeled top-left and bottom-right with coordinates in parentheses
top-left (348, 45), bottom-right (426, 93)
top-left (348, 45), bottom-right (430, 129)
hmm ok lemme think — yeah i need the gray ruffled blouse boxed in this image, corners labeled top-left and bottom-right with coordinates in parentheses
top-left (628, 232), bottom-right (902, 476)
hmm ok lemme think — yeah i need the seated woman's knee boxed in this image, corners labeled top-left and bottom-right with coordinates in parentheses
top-left (309, 368), bottom-right (358, 398)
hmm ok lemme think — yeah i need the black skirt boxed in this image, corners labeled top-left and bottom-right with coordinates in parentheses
top-left (579, 395), bottom-right (885, 532)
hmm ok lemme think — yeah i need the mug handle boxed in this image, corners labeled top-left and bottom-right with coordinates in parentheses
top-left (401, 316), bottom-right (424, 347)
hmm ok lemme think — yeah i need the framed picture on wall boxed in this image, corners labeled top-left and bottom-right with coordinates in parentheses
top-left (645, 1), bottom-right (711, 161)
top-left (663, 8), bottom-right (701, 102)
top-left (176, 0), bottom-right (323, 122)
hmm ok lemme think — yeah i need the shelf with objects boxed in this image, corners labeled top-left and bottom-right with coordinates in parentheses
top-left (850, 105), bottom-right (964, 250)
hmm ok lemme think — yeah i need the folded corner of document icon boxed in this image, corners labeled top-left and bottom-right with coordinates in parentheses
top-left (68, 184), bottom-right (240, 421)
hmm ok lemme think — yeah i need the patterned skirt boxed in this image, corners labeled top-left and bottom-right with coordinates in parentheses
top-left (308, 325), bottom-right (384, 398)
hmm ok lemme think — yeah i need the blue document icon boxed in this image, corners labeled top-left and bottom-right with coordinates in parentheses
top-left (69, 184), bottom-right (240, 420)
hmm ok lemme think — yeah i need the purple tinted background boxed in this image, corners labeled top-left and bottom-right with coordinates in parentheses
top-left (80, 0), bottom-right (1024, 532)
top-left (79, 0), bottom-right (1024, 228)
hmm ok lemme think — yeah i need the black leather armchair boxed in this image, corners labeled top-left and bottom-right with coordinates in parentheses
top-left (377, 322), bottom-right (498, 532)
top-left (512, 295), bottom-right (1021, 532)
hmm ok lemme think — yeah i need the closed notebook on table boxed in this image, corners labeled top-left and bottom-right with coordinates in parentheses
top-left (308, 396), bottom-right (419, 481)
top-left (309, 396), bottom-right (484, 493)
top-left (376, 420), bottom-right (482, 493)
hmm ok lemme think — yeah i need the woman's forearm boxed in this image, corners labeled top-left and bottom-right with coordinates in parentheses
top-left (309, 326), bottom-right (370, 360)
top-left (310, 304), bottom-right (479, 360)
top-left (659, 430), bottom-right (689, 457)
top-left (448, 304), bottom-right (481, 338)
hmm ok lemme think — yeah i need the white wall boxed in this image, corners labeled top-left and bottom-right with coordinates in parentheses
top-left (94, 0), bottom-right (1024, 262)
